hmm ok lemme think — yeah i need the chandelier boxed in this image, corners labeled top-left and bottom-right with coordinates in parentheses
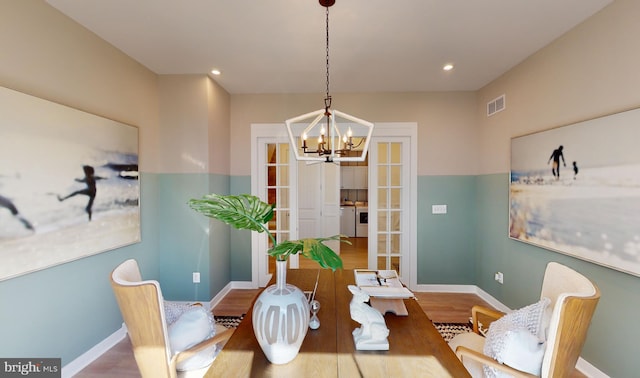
top-left (285, 0), bottom-right (374, 163)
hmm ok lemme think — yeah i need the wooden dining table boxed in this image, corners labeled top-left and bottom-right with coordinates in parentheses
top-left (205, 269), bottom-right (470, 377)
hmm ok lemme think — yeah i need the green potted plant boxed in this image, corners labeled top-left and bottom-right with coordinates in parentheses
top-left (188, 193), bottom-right (346, 270)
top-left (188, 193), bottom-right (348, 364)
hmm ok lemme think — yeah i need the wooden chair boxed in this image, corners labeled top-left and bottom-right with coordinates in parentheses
top-left (450, 262), bottom-right (600, 377)
top-left (110, 259), bottom-right (233, 378)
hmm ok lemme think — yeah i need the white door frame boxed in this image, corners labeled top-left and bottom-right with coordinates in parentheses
top-left (250, 122), bottom-right (417, 290)
top-left (251, 124), bottom-right (298, 287)
top-left (368, 123), bottom-right (418, 290)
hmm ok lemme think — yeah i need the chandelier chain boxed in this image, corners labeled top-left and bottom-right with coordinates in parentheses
top-left (285, 0), bottom-right (373, 163)
top-left (325, 6), bottom-right (331, 106)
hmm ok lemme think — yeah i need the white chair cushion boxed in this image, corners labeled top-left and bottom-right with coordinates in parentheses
top-left (449, 332), bottom-right (486, 378)
top-left (175, 342), bottom-right (220, 372)
top-left (168, 307), bottom-right (215, 353)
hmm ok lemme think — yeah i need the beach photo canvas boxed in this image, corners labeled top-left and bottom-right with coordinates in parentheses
top-left (509, 107), bottom-right (640, 276)
top-left (0, 86), bottom-right (140, 280)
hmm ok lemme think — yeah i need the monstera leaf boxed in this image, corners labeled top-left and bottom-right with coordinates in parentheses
top-left (269, 236), bottom-right (345, 271)
top-left (188, 193), bottom-right (274, 233)
top-left (189, 193), bottom-right (347, 271)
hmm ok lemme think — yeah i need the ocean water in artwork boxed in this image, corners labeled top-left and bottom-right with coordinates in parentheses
top-left (0, 137), bottom-right (139, 240)
top-left (510, 164), bottom-right (640, 275)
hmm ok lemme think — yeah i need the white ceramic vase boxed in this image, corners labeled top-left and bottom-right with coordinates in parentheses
top-left (252, 259), bottom-right (310, 364)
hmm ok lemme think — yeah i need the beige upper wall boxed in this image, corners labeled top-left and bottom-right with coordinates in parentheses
top-left (208, 78), bottom-right (231, 176)
top-left (0, 0), bottom-right (160, 172)
top-left (158, 75), bottom-right (209, 174)
top-left (10, 0), bottom-right (630, 179)
top-left (477, 0), bottom-right (640, 175)
top-left (157, 75), bottom-right (230, 175)
top-left (230, 92), bottom-right (478, 176)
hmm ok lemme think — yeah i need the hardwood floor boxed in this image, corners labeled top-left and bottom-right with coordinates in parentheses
top-left (74, 337), bottom-right (139, 378)
top-left (75, 292), bottom-right (490, 377)
top-left (415, 292), bottom-right (492, 323)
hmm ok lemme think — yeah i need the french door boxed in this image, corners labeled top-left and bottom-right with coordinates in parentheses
top-left (252, 123), bottom-right (416, 288)
top-left (251, 124), bottom-right (339, 286)
top-left (367, 124), bottom-right (416, 288)
top-left (257, 140), bottom-right (296, 285)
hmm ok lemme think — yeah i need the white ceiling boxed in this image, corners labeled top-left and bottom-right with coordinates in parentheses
top-left (46, 0), bottom-right (612, 94)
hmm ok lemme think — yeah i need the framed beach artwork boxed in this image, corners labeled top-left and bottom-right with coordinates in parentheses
top-left (0, 86), bottom-right (140, 281)
top-left (509, 107), bottom-right (640, 277)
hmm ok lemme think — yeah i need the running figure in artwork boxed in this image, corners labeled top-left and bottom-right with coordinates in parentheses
top-left (547, 145), bottom-right (566, 180)
top-left (58, 165), bottom-right (105, 221)
top-left (0, 194), bottom-right (34, 231)
top-left (573, 161), bottom-right (579, 180)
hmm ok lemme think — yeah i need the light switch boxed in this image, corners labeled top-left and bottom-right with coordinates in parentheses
top-left (431, 205), bottom-right (447, 214)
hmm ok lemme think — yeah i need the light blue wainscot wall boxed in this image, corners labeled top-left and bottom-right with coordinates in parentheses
top-left (229, 175), bottom-right (480, 285)
top-left (0, 172), bottom-right (160, 366)
top-left (157, 173), bottom-right (231, 302)
top-left (229, 175), bottom-right (253, 281)
top-left (417, 175), bottom-right (477, 284)
top-left (475, 173), bottom-right (640, 378)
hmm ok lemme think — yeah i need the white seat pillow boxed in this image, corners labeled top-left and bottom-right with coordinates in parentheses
top-left (483, 298), bottom-right (550, 377)
top-left (500, 327), bottom-right (545, 376)
top-left (168, 306), bottom-right (215, 353)
top-left (449, 332), bottom-right (486, 378)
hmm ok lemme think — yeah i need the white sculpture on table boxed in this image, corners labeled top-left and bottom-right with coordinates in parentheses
top-left (348, 285), bottom-right (389, 350)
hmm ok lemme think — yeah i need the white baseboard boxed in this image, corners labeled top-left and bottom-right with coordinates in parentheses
top-left (412, 284), bottom-right (608, 377)
top-left (207, 281), bottom-right (258, 309)
top-left (208, 282), bottom-right (233, 309)
top-left (413, 284), bottom-right (511, 312)
top-left (61, 324), bottom-right (127, 378)
top-left (576, 358), bottom-right (609, 378)
top-left (230, 280), bottom-right (259, 289)
top-left (414, 283), bottom-right (478, 293)
top-left (472, 286), bottom-right (512, 313)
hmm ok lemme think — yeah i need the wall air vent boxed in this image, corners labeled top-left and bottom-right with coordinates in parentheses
top-left (487, 94), bottom-right (506, 117)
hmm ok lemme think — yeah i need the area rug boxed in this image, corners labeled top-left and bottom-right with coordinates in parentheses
top-left (434, 319), bottom-right (489, 342)
top-left (214, 315), bottom-right (244, 329)
top-left (433, 322), bottom-right (474, 342)
top-left (215, 315), bottom-right (479, 343)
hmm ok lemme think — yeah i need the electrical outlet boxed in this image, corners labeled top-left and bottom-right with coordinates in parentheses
top-left (192, 272), bottom-right (200, 283)
top-left (431, 204), bottom-right (447, 214)
top-left (494, 272), bottom-right (504, 284)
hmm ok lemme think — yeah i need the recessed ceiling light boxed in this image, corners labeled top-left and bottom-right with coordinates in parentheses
top-left (443, 64), bottom-right (454, 71)
top-left (210, 69), bottom-right (221, 75)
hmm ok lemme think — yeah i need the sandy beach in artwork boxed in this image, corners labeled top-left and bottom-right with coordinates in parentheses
top-left (510, 165), bottom-right (640, 276)
top-left (0, 210), bottom-right (139, 280)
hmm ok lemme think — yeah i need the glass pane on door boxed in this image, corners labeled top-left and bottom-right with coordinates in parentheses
top-left (374, 141), bottom-right (404, 275)
top-left (265, 142), bottom-right (292, 274)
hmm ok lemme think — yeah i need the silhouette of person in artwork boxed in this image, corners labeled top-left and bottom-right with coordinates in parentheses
top-left (547, 145), bottom-right (566, 180)
top-left (0, 194), bottom-right (34, 231)
top-left (58, 165), bottom-right (105, 221)
top-left (573, 161), bottom-right (579, 180)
